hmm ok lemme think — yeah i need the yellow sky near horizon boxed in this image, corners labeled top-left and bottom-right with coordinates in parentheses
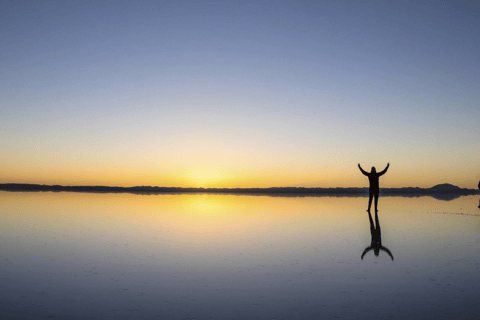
top-left (1, 153), bottom-right (478, 189)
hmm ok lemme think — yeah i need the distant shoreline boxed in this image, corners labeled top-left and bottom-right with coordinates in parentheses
top-left (0, 183), bottom-right (478, 200)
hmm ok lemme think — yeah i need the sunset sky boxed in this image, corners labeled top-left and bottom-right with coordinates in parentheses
top-left (1, 1), bottom-right (479, 188)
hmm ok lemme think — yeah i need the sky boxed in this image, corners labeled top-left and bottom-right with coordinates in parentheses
top-left (1, 0), bottom-right (479, 189)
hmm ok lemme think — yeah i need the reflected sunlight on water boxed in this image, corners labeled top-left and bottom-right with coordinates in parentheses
top-left (0, 191), bottom-right (479, 319)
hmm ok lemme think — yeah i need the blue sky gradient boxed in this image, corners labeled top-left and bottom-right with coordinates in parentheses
top-left (1, 1), bottom-right (479, 188)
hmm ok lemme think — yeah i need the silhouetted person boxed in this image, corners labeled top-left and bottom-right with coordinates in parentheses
top-left (361, 210), bottom-right (393, 261)
top-left (358, 163), bottom-right (389, 212)
top-left (478, 181), bottom-right (480, 208)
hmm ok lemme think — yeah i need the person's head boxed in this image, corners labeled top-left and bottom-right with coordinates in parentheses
top-left (374, 248), bottom-right (380, 256)
top-left (371, 167), bottom-right (376, 173)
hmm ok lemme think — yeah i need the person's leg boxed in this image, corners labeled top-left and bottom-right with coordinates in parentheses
top-left (368, 192), bottom-right (373, 212)
top-left (374, 192), bottom-right (379, 212)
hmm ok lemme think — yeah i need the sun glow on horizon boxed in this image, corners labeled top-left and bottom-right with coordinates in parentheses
top-left (186, 166), bottom-right (227, 188)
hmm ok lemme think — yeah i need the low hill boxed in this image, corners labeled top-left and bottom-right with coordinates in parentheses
top-left (430, 183), bottom-right (461, 191)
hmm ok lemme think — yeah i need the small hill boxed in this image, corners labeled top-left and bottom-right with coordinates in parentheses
top-left (430, 183), bottom-right (461, 191)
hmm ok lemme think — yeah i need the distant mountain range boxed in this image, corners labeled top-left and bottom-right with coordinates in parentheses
top-left (0, 183), bottom-right (478, 200)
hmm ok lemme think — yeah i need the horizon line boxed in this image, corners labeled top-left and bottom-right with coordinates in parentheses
top-left (0, 182), bottom-right (478, 193)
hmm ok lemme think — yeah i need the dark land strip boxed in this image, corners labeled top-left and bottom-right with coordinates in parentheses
top-left (0, 183), bottom-right (478, 200)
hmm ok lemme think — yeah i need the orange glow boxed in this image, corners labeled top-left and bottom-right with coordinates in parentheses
top-left (0, 153), bottom-right (478, 189)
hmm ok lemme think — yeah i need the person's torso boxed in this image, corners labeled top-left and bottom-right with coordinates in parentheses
top-left (368, 174), bottom-right (379, 190)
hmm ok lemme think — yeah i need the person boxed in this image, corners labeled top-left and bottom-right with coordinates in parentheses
top-left (361, 210), bottom-right (394, 261)
top-left (358, 162), bottom-right (389, 212)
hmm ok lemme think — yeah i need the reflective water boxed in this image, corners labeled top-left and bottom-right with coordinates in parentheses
top-left (0, 191), bottom-right (479, 319)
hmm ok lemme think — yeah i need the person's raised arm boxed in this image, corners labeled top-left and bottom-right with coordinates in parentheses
top-left (378, 163), bottom-right (389, 176)
top-left (358, 163), bottom-right (369, 176)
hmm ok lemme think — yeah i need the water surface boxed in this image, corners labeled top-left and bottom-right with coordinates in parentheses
top-left (1, 192), bottom-right (479, 319)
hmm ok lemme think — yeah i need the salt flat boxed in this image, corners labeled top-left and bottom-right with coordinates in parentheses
top-left (0, 191), bottom-right (479, 319)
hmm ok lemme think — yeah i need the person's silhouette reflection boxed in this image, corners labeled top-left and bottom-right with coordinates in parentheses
top-left (361, 210), bottom-right (394, 261)
top-left (358, 163), bottom-right (389, 212)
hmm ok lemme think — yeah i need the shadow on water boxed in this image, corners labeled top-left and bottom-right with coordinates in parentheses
top-left (361, 210), bottom-right (394, 261)
top-left (430, 193), bottom-right (464, 201)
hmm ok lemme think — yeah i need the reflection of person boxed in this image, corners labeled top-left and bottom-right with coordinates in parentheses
top-left (361, 210), bottom-right (393, 261)
top-left (358, 163), bottom-right (389, 212)
top-left (478, 181), bottom-right (480, 208)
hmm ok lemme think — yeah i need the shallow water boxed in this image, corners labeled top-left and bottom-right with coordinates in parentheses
top-left (0, 191), bottom-right (479, 319)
